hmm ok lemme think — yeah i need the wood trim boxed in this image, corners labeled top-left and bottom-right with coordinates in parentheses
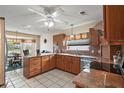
top-left (0, 18), bottom-right (5, 85)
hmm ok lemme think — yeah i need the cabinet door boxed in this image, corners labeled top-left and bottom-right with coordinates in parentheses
top-left (56, 55), bottom-right (61, 68)
top-left (29, 57), bottom-right (41, 77)
top-left (89, 28), bottom-right (99, 45)
top-left (64, 56), bottom-right (72, 72)
top-left (49, 55), bottom-right (56, 69)
top-left (104, 5), bottom-right (124, 45)
top-left (71, 57), bottom-right (80, 74)
top-left (42, 56), bottom-right (50, 72)
top-left (56, 55), bottom-right (64, 70)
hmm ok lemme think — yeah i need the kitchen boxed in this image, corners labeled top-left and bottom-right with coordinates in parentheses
top-left (0, 5), bottom-right (124, 88)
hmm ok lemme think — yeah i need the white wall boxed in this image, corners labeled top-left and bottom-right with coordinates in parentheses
top-left (40, 34), bottom-right (53, 53)
top-left (52, 21), bottom-right (97, 35)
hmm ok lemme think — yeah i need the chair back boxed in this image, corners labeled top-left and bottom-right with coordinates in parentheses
top-left (23, 50), bottom-right (29, 56)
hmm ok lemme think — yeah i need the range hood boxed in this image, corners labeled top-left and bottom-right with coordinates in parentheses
top-left (66, 39), bottom-right (90, 46)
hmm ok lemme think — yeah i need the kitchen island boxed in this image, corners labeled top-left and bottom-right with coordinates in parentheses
top-left (72, 69), bottom-right (124, 88)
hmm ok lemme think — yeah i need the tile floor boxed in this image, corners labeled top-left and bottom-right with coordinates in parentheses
top-left (5, 68), bottom-right (76, 88)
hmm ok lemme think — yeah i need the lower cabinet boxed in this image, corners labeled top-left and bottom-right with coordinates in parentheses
top-left (71, 57), bottom-right (80, 74)
top-left (56, 55), bottom-right (80, 74)
top-left (23, 57), bottom-right (41, 78)
top-left (23, 54), bottom-right (80, 78)
top-left (64, 56), bottom-right (72, 72)
top-left (49, 55), bottom-right (56, 69)
top-left (41, 56), bottom-right (50, 73)
top-left (42, 55), bottom-right (56, 73)
top-left (56, 55), bottom-right (65, 70)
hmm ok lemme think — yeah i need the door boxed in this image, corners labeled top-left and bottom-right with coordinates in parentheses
top-left (0, 17), bottom-right (5, 85)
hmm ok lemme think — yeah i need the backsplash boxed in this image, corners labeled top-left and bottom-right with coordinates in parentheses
top-left (61, 45), bottom-right (100, 57)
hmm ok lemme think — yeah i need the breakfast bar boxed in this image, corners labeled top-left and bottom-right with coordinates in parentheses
top-left (72, 69), bottom-right (124, 88)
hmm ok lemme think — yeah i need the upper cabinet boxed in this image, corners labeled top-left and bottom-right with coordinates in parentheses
top-left (53, 33), bottom-right (66, 47)
top-left (104, 5), bottom-right (124, 45)
top-left (89, 28), bottom-right (99, 46)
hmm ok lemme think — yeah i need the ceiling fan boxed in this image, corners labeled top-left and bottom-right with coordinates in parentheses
top-left (28, 5), bottom-right (68, 28)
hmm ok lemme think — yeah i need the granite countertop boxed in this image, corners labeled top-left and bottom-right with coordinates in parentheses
top-left (23, 53), bottom-right (98, 59)
top-left (23, 53), bottom-right (56, 58)
top-left (72, 69), bottom-right (124, 88)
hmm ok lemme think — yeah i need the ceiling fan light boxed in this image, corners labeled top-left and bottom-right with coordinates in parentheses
top-left (52, 12), bottom-right (57, 17)
top-left (44, 22), bottom-right (48, 26)
top-left (49, 21), bottom-right (54, 27)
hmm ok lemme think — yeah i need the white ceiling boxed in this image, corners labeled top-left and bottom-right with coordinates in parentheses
top-left (0, 5), bottom-right (103, 35)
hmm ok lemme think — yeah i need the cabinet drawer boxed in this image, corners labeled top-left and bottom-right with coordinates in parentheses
top-left (30, 61), bottom-right (41, 67)
top-left (42, 56), bottom-right (49, 61)
top-left (30, 65), bottom-right (41, 71)
top-left (30, 57), bottom-right (41, 62)
top-left (30, 68), bottom-right (41, 76)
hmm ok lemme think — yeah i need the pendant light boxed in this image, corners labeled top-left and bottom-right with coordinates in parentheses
top-left (70, 24), bottom-right (74, 38)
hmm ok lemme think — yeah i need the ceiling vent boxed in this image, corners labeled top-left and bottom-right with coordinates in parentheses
top-left (80, 11), bottom-right (86, 15)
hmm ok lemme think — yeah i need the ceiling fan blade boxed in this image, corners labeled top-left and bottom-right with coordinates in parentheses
top-left (35, 19), bottom-right (46, 23)
top-left (39, 25), bottom-right (45, 28)
top-left (28, 8), bottom-right (46, 18)
top-left (54, 18), bottom-right (68, 25)
top-left (54, 19), bottom-right (62, 23)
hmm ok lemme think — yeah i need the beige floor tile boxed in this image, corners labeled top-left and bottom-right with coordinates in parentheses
top-left (35, 84), bottom-right (46, 88)
top-left (19, 84), bottom-right (30, 88)
top-left (14, 82), bottom-right (26, 88)
top-left (51, 77), bottom-right (60, 82)
top-left (63, 83), bottom-right (75, 88)
top-left (48, 84), bottom-right (61, 88)
top-left (25, 78), bottom-right (37, 84)
top-left (6, 85), bottom-right (14, 88)
top-left (35, 75), bottom-right (46, 80)
top-left (28, 81), bottom-right (42, 88)
top-left (6, 68), bottom-right (76, 88)
top-left (12, 79), bottom-right (24, 85)
top-left (38, 77), bottom-right (49, 83)
top-left (10, 76), bottom-right (21, 81)
top-left (42, 80), bottom-right (55, 87)
top-left (56, 80), bottom-right (67, 86)
top-left (45, 74), bottom-right (54, 79)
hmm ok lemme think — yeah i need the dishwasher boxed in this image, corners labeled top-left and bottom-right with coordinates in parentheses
top-left (80, 57), bottom-right (96, 72)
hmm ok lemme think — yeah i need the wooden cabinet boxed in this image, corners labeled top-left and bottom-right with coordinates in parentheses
top-left (56, 55), bottom-right (80, 74)
top-left (53, 33), bottom-right (65, 47)
top-left (89, 28), bottom-right (99, 46)
top-left (56, 55), bottom-right (65, 70)
top-left (49, 55), bottom-right (56, 69)
top-left (71, 57), bottom-right (80, 74)
top-left (64, 56), bottom-right (72, 72)
top-left (23, 57), bottom-right (41, 78)
top-left (41, 56), bottom-right (50, 73)
top-left (104, 5), bottom-right (124, 45)
top-left (23, 54), bottom-right (80, 78)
